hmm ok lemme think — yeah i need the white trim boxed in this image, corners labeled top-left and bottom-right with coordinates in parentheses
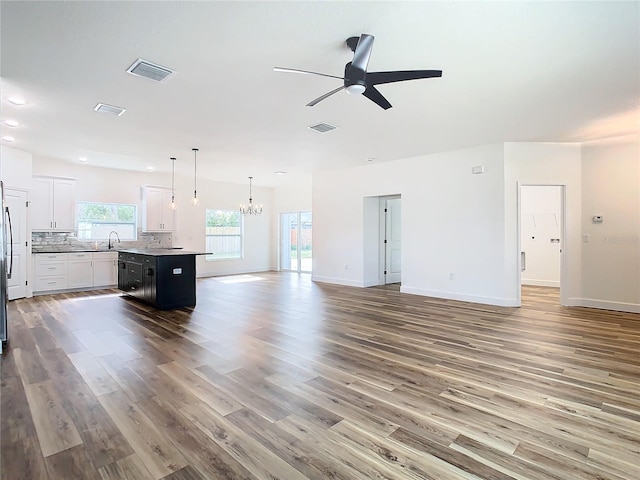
top-left (197, 267), bottom-right (274, 279)
top-left (312, 275), bottom-right (366, 288)
top-left (522, 279), bottom-right (560, 287)
top-left (564, 297), bottom-right (583, 307)
top-left (577, 298), bottom-right (640, 314)
top-left (400, 286), bottom-right (520, 307)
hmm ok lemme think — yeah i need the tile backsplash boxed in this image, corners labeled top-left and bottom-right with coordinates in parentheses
top-left (31, 230), bottom-right (173, 252)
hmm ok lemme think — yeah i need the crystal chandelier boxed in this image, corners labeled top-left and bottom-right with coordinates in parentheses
top-left (240, 176), bottom-right (262, 215)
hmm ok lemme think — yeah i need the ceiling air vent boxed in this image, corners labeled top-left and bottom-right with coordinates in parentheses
top-left (126, 58), bottom-right (174, 82)
top-left (308, 122), bottom-right (337, 133)
top-left (94, 103), bottom-right (126, 116)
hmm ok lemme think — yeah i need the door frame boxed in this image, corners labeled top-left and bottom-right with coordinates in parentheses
top-left (516, 183), bottom-right (567, 306)
top-left (378, 195), bottom-right (401, 285)
top-left (279, 211), bottom-right (312, 273)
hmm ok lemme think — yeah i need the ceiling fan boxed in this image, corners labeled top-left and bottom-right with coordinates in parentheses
top-left (274, 34), bottom-right (442, 110)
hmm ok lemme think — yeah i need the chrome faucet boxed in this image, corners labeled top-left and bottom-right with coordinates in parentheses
top-left (108, 231), bottom-right (121, 250)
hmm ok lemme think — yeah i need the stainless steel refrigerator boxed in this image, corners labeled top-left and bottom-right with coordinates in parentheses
top-left (1, 180), bottom-right (14, 353)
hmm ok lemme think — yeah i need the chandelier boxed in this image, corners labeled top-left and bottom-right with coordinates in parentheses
top-left (240, 176), bottom-right (262, 215)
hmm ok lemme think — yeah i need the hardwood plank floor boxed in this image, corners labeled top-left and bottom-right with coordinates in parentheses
top-left (1, 273), bottom-right (639, 479)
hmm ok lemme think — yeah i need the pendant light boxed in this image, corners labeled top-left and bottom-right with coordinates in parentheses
top-left (169, 157), bottom-right (177, 210)
top-left (191, 148), bottom-right (200, 206)
top-left (240, 176), bottom-right (263, 215)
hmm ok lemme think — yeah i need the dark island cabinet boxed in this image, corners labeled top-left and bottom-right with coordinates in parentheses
top-left (118, 250), bottom-right (196, 310)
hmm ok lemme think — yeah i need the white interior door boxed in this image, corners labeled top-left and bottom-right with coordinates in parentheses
top-left (521, 185), bottom-right (562, 287)
top-left (384, 198), bottom-right (401, 284)
top-left (5, 188), bottom-right (28, 299)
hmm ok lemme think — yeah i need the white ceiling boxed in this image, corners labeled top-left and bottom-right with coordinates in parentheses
top-left (1, 1), bottom-right (638, 187)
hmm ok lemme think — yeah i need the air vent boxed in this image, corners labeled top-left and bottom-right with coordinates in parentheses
top-left (94, 103), bottom-right (126, 116)
top-left (126, 58), bottom-right (174, 82)
top-left (308, 122), bottom-right (337, 133)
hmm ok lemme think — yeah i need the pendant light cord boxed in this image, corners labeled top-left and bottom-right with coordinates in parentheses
top-left (192, 148), bottom-right (198, 198)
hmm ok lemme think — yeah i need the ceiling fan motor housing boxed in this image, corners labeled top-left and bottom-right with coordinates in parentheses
top-left (344, 62), bottom-right (366, 89)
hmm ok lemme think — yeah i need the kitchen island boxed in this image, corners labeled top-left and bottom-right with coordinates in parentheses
top-left (117, 249), bottom-right (204, 310)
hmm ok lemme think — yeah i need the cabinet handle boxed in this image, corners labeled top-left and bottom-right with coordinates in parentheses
top-left (48, 267), bottom-right (56, 270)
top-left (54, 221), bottom-right (57, 228)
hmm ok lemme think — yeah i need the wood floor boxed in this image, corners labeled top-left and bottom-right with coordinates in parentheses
top-left (1, 273), bottom-right (639, 479)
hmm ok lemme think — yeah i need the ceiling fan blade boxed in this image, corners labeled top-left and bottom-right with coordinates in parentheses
top-left (363, 85), bottom-right (392, 110)
top-left (351, 34), bottom-right (374, 73)
top-left (273, 67), bottom-right (344, 80)
top-left (306, 85), bottom-right (346, 106)
top-left (367, 70), bottom-right (442, 86)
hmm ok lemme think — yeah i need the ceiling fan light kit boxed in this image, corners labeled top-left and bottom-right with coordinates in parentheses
top-left (274, 33), bottom-right (442, 109)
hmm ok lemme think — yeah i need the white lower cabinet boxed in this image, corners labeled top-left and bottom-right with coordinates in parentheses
top-left (67, 253), bottom-right (93, 288)
top-left (34, 253), bottom-right (68, 292)
top-left (34, 251), bottom-right (118, 293)
top-left (93, 252), bottom-right (118, 286)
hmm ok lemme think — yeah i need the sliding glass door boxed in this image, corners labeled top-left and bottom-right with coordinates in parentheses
top-left (280, 211), bottom-right (312, 272)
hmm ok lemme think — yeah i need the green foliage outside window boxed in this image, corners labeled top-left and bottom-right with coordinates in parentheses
top-left (77, 202), bottom-right (137, 240)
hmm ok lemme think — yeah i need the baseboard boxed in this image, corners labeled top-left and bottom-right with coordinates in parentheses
top-left (522, 279), bottom-right (560, 288)
top-left (576, 298), bottom-right (640, 314)
top-left (400, 286), bottom-right (520, 307)
top-left (311, 275), bottom-right (366, 288)
top-left (197, 267), bottom-right (273, 279)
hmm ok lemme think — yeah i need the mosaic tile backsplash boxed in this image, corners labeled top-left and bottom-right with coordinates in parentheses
top-left (31, 230), bottom-right (173, 252)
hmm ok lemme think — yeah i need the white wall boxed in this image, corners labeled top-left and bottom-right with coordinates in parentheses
top-left (581, 135), bottom-right (639, 312)
top-left (31, 156), bottom-right (275, 277)
top-left (313, 143), bottom-right (513, 305)
top-left (504, 142), bottom-right (583, 306)
top-left (1, 145), bottom-right (32, 189)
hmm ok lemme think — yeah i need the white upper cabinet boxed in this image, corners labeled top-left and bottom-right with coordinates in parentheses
top-left (31, 177), bottom-right (76, 231)
top-left (142, 186), bottom-right (175, 232)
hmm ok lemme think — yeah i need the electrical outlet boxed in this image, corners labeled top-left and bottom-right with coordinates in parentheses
top-left (449, 273), bottom-right (455, 280)
top-left (344, 264), bottom-right (349, 270)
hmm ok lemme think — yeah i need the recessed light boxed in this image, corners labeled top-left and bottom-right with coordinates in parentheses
top-left (79, 157), bottom-right (87, 162)
top-left (274, 171), bottom-right (288, 175)
top-left (2, 136), bottom-right (15, 142)
top-left (3, 120), bottom-right (19, 127)
top-left (146, 166), bottom-right (154, 171)
top-left (7, 97), bottom-right (27, 106)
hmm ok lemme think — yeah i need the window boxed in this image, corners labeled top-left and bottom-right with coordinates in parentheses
top-left (77, 202), bottom-right (137, 240)
top-left (205, 209), bottom-right (243, 260)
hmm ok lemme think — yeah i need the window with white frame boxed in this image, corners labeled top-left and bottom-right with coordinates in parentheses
top-left (77, 202), bottom-right (137, 240)
top-left (205, 209), bottom-right (243, 260)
